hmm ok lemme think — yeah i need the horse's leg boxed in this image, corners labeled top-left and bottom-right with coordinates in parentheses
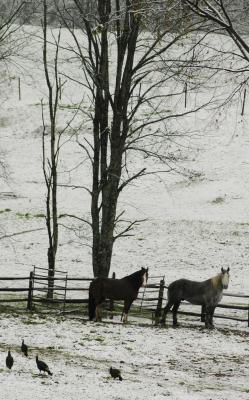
top-left (122, 300), bottom-right (133, 323)
top-left (172, 301), bottom-right (181, 327)
top-left (95, 304), bottom-right (101, 321)
top-left (205, 305), bottom-right (215, 329)
top-left (88, 281), bottom-right (97, 321)
top-left (201, 304), bottom-right (206, 323)
top-left (209, 306), bottom-right (216, 328)
top-left (95, 297), bottom-right (105, 321)
top-left (160, 301), bottom-right (174, 325)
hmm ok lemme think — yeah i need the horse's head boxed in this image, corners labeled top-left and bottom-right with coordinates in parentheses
top-left (221, 267), bottom-right (230, 289)
top-left (141, 267), bottom-right (149, 287)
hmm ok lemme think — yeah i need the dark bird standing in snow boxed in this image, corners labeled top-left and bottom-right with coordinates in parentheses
top-left (21, 339), bottom-right (28, 357)
top-left (36, 355), bottom-right (53, 376)
top-left (6, 350), bottom-right (14, 370)
top-left (109, 367), bottom-right (123, 381)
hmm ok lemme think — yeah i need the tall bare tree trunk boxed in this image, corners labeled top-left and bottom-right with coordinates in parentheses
top-left (89, 0), bottom-right (139, 277)
top-left (42, 0), bottom-right (60, 297)
top-left (61, 0), bottom-right (210, 278)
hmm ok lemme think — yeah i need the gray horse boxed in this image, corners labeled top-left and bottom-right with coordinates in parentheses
top-left (160, 268), bottom-right (230, 329)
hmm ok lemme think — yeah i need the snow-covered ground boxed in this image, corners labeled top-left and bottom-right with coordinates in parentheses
top-left (0, 26), bottom-right (249, 399)
top-left (1, 315), bottom-right (249, 400)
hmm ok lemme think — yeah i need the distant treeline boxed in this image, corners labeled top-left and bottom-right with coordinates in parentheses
top-left (0, 0), bottom-right (196, 33)
top-left (1, 0), bottom-right (249, 33)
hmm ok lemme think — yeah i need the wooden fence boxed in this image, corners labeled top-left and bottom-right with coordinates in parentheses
top-left (0, 273), bottom-right (249, 327)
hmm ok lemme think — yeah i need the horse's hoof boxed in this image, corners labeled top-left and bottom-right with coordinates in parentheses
top-left (173, 323), bottom-right (179, 328)
top-left (205, 324), bottom-right (214, 330)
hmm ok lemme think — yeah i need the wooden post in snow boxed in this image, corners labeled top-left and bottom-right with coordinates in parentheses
top-left (27, 271), bottom-right (34, 311)
top-left (154, 278), bottom-right (165, 325)
top-left (18, 77), bottom-right (21, 101)
top-left (63, 274), bottom-right (68, 314)
top-left (241, 88), bottom-right (246, 116)
top-left (109, 272), bottom-right (115, 319)
top-left (184, 82), bottom-right (187, 108)
top-left (59, 77), bottom-right (62, 100)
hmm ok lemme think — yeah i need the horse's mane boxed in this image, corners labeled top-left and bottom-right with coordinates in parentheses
top-left (210, 273), bottom-right (222, 288)
top-left (123, 269), bottom-right (143, 282)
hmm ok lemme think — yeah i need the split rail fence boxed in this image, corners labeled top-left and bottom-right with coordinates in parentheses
top-left (0, 272), bottom-right (249, 327)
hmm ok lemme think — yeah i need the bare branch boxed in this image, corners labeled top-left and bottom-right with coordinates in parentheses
top-left (59, 213), bottom-right (92, 228)
top-left (113, 219), bottom-right (147, 242)
top-left (0, 228), bottom-right (45, 241)
top-left (118, 168), bottom-right (146, 193)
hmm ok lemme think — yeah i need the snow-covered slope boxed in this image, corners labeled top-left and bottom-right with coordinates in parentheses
top-left (0, 25), bottom-right (249, 400)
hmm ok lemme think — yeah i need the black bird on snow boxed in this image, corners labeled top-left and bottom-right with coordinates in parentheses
top-left (109, 367), bottom-right (123, 381)
top-left (6, 350), bottom-right (14, 370)
top-left (21, 339), bottom-right (28, 357)
top-left (36, 355), bottom-right (53, 376)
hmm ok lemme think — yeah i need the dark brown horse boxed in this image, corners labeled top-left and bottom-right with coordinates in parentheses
top-left (88, 267), bottom-right (148, 323)
top-left (160, 268), bottom-right (230, 329)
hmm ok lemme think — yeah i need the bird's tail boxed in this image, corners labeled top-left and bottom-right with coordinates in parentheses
top-left (119, 375), bottom-right (123, 381)
top-left (88, 282), bottom-right (96, 321)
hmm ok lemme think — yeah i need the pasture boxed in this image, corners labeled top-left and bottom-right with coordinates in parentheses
top-left (0, 25), bottom-right (249, 399)
top-left (1, 313), bottom-right (249, 399)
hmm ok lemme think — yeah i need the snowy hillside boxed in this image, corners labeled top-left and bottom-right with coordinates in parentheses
top-left (0, 25), bottom-right (249, 399)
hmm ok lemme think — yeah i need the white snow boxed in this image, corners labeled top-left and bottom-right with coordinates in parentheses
top-left (0, 25), bottom-right (249, 399)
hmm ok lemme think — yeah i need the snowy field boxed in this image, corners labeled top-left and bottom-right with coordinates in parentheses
top-left (0, 26), bottom-right (249, 399)
top-left (1, 316), bottom-right (249, 400)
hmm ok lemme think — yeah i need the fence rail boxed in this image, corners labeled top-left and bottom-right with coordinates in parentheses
top-left (0, 273), bottom-right (248, 327)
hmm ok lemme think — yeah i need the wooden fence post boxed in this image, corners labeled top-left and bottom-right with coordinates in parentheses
top-left (184, 82), bottom-right (187, 108)
top-left (201, 304), bottom-right (206, 322)
top-left (63, 274), bottom-right (68, 314)
top-left (59, 77), bottom-right (62, 100)
top-left (18, 77), bottom-right (21, 101)
top-left (241, 88), bottom-right (246, 116)
top-left (248, 303), bottom-right (249, 327)
top-left (109, 272), bottom-right (115, 319)
top-left (27, 271), bottom-right (34, 311)
top-left (154, 278), bottom-right (165, 325)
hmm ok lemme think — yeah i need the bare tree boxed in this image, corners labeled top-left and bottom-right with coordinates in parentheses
top-left (56, 0), bottom-right (214, 278)
top-left (0, 0), bottom-right (29, 64)
top-left (42, 0), bottom-right (60, 299)
top-left (181, 1), bottom-right (249, 108)
top-left (183, 1), bottom-right (249, 55)
top-left (0, 1), bottom-right (26, 179)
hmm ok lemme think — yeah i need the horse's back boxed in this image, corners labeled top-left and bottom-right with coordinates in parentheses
top-left (90, 277), bottom-right (135, 300)
top-left (168, 278), bottom-right (212, 305)
top-left (168, 279), bottom-right (188, 300)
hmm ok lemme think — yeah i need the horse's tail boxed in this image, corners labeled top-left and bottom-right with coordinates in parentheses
top-left (88, 281), bottom-right (96, 321)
